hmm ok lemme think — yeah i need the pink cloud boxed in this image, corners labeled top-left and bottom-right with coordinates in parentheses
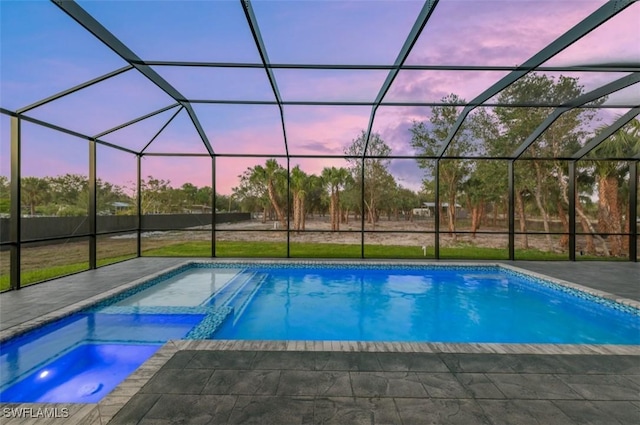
top-left (544, 2), bottom-right (640, 66)
top-left (406, 0), bottom-right (609, 66)
top-left (284, 106), bottom-right (372, 155)
top-left (385, 70), bottom-right (511, 103)
top-left (206, 123), bottom-right (286, 156)
top-left (140, 156), bottom-right (212, 189)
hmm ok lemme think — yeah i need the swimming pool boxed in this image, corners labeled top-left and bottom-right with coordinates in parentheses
top-left (213, 266), bottom-right (640, 344)
top-left (1, 262), bottom-right (638, 403)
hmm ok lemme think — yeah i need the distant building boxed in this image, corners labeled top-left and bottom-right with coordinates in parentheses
top-left (412, 202), bottom-right (464, 218)
top-left (111, 202), bottom-right (131, 214)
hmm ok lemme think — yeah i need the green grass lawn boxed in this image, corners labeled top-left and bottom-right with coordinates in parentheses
top-left (0, 241), bottom-right (622, 291)
top-left (0, 254), bottom-right (136, 291)
top-left (141, 240), bottom-right (569, 261)
top-left (0, 263), bottom-right (90, 291)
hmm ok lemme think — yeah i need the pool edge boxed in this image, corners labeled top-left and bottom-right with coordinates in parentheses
top-left (3, 259), bottom-right (638, 343)
top-left (498, 263), bottom-right (640, 311)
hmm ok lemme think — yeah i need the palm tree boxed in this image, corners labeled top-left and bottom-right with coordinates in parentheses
top-left (253, 159), bottom-right (287, 229)
top-left (21, 177), bottom-right (50, 216)
top-left (304, 174), bottom-right (325, 223)
top-left (290, 166), bottom-right (308, 232)
top-left (321, 167), bottom-right (350, 231)
top-left (589, 119), bottom-right (640, 256)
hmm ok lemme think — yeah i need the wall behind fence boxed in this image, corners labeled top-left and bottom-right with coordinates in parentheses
top-left (0, 213), bottom-right (250, 244)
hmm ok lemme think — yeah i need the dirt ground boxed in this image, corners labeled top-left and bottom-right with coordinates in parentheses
top-left (168, 216), bottom-right (614, 255)
top-left (214, 217), bottom-right (540, 251)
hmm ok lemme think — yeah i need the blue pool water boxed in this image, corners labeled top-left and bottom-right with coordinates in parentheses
top-left (214, 267), bottom-right (640, 344)
top-left (1, 263), bottom-right (638, 403)
top-left (1, 344), bottom-right (159, 403)
top-left (0, 312), bottom-right (204, 403)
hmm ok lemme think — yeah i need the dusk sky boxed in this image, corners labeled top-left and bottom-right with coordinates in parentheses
top-left (1, 0), bottom-right (638, 194)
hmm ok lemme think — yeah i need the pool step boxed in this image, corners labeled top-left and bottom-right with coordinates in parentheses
top-left (202, 270), bottom-right (259, 307)
top-left (226, 272), bottom-right (268, 325)
top-left (201, 269), bottom-right (269, 329)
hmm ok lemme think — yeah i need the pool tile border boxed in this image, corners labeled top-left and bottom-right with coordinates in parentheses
top-left (185, 306), bottom-right (233, 339)
top-left (498, 263), bottom-right (640, 314)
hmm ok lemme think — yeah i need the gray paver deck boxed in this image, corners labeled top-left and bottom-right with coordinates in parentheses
top-left (0, 258), bottom-right (638, 424)
top-left (514, 261), bottom-right (640, 301)
top-left (107, 350), bottom-right (640, 425)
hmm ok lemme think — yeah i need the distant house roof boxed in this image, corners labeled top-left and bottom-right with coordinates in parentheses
top-left (112, 202), bottom-right (131, 208)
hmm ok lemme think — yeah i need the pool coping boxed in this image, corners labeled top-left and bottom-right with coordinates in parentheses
top-left (1, 259), bottom-right (639, 424)
top-left (498, 263), bottom-right (640, 312)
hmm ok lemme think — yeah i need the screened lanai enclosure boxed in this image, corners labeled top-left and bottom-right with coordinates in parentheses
top-left (0, 0), bottom-right (638, 291)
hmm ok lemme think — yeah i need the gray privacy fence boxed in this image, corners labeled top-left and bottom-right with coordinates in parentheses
top-left (0, 213), bottom-right (251, 244)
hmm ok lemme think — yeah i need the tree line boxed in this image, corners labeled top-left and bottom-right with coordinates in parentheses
top-left (0, 175), bottom-right (214, 217)
top-left (410, 73), bottom-right (638, 256)
top-left (0, 174), bottom-right (131, 217)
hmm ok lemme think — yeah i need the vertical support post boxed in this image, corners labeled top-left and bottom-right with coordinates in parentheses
top-left (286, 157), bottom-right (290, 258)
top-left (212, 156), bottom-right (216, 258)
top-left (360, 157), bottom-right (365, 259)
top-left (136, 155), bottom-right (142, 257)
top-left (434, 159), bottom-right (440, 259)
top-left (630, 161), bottom-right (637, 262)
top-left (569, 161), bottom-right (576, 261)
top-left (508, 160), bottom-right (515, 260)
top-left (89, 139), bottom-right (97, 269)
top-left (10, 116), bottom-right (21, 290)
